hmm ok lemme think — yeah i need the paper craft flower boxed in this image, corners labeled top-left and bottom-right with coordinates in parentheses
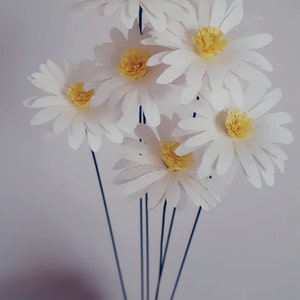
top-left (175, 85), bottom-right (293, 188)
top-left (143, 0), bottom-right (273, 109)
top-left (74, 0), bottom-right (192, 32)
top-left (24, 60), bottom-right (123, 152)
top-left (114, 115), bottom-right (225, 210)
top-left (92, 26), bottom-right (179, 131)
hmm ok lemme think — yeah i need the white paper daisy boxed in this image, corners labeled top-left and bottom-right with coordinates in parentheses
top-left (74, 0), bottom-right (192, 32)
top-left (24, 60), bottom-right (123, 152)
top-left (175, 84), bottom-right (293, 188)
top-left (92, 26), bottom-right (179, 131)
top-left (113, 115), bottom-right (225, 210)
top-left (143, 0), bottom-right (273, 109)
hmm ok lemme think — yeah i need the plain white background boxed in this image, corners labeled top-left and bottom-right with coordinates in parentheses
top-left (0, 1), bottom-right (299, 299)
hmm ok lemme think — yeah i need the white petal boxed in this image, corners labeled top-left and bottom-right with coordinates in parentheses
top-left (258, 127), bottom-right (294, 144)
top-left (234, 140), bottom-right (262, 188)
top-left (117, 108), bottom-right (139, 134)
top-left (248, 88), bottom-right (282, 119)
top-left (230, 61), bottom-right (271, 87)
top-left (210, 88), bottom-right (229, 111)
top-left (122, 88), bottom-right (138, 113)
top-left (259, 167), bottom-right (275, 186)
top-left (186, 175), bottom-right (219, 207)
top-left (46, 60), bottom-right (67, 83)
top-left (143, 3), bottom-right (167, 32)
top-left (29, 73), bottom-right (61, 95)
top-left (30, 107), bottom-right (65, 125)
top-left (113, 159), bottom-right (138, 170)
top-left (121, 10), bottom-right (135, 29)
top-left (147, 51), bottom-right (169, 66)
top-left (216, 139), bottom-right (235, 175)
top-left (70, 116), bottom-right (85, 136)
top-left (210, 0), bottom-right (227, 28)
top-left (246, 174), bottom-right (262, 188)
top-left (181, 62), bottom-right (206, 104)
top-left (135, 124), bottom-right (159, 144)
top-left (223, 72), bottom-right (243, 108)
top-left (68, 126), bottom-right (86, 150)
top-left (32, 96), bottom-right (71, 108)
top-left (270, 156), bottom-right (285, 173)
top-left (23, 96), bottom-right (39, 107)
top-left (239, 51), bottom-right (273, 72)
top-left (52, 110), bottom-right (76, 134)
top-left (165, 176), bottom-right (180, 207)
top-left (197, 0), bottom-right (210, 26)
top-left (108, 83), bottom-right (132, 108)
top-left (93, 68), bottom-right (116, 82)
top-left (255, 112), bottom-right (293, 126)
top-left (197, 140), bottom-right (221, 178)
top-left (180, 176), bottom-right (210, 210)
top-left (121, 138), bottom-right (161, 165)
top-left (178, 118), bottom-right (214, 132)
top-left (185, 131), bottom-right (218, 148)
top-left (114, 165), bottom-right (162, 184)
top-left (248, 142), bottom-right (274, 173)
top-left (87, 131), bottom-right (102, 152)
top-left (243, 83), bottom-right (269, 111)
top-left (140, 95), bottom-right (160, 127)
top-left (157, 114), bottom-right (177, 141)
top-left (98, 77), bottom-right (127, 103)
top-left (261, 143), bottom-right (288, 160)
top-left (124, 169), bottom-right (167, 195)
top-left (181, 85), bottom-right (200, 105)
top-left (147, 174), bottom-right (170, 208)
top-left (162, 49), bottom-right (197, 66)
top-left (157, 63), bottom-right (189, 84)
top-left (220, 2), bottom-right (243, 33)
top-left (102, 123), bottom-right (124, 144)
top-left (207, 67), bottom-right (223, 92)
top-left (85, 120), bottom-right (103, 136)
top-left (127, 0), bottom-right (139, 17)
top-left (232, 34), bottom-right (273, 50)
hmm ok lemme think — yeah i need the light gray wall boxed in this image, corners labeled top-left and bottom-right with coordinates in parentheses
top-left (0, 1), bottom-right (299, 299)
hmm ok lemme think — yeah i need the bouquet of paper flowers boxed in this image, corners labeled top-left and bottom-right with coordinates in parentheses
top-left (24, 0), bottom-right (293, 299)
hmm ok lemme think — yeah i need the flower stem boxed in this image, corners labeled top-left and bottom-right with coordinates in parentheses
top-left (145, 194), bottom-right (150, 300)
top-left (138, 7), bottom-right (148, 300)
top-left (139, 194), bottom-right (150, 300)
top-left (170, 206), bottom-right (202, 300)
top-left (140, 198), bottom-right (144, 300)
top-left (91, 150), bottom-right (127, 300)
top-left (155, 204), bottom-right (176, 300)
top-left (139, 6), bottom-right (143, 34)
top-left (159, 201), bottom-right (167, 267)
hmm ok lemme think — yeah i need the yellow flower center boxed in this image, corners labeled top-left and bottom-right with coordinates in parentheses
top-left (160, 141), bottom-right (194, 171)
top-left (66, 82), bottom-right (95, 109)
top-left (119, 48), bottom-right (151, 80)
top-left (225, 109), bottom-right (254, 139)
top-left (193, 27), bottom-right (228, 58)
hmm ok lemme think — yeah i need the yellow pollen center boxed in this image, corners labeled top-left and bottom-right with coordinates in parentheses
top-left (160, 141), bottom-right (193, 171)
top-left (225, 109), bottom-right (254, 139)
top-left (193, 27), bottom-right (228, 58)
top-left (119, 48), bottom-right (151, 80)
top-left (66, 82), bottom-right (95, 109)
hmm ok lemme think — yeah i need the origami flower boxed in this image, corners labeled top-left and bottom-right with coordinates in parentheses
top-left (143, 0), bottom-right (273, 109)
top-left (175, 84), bottom-right (293, 188)
top-left (24, 60), bottom-right (123, 152)
top-left (74, 0), bottom-right (192, 32)
top-left (92, 26), bottom-right (179, 131)
top-left (114, 115), bottom-right (225, 210)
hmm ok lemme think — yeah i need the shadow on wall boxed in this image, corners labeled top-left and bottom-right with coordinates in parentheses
top-left (0, 270), bottom-right (106, 300)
